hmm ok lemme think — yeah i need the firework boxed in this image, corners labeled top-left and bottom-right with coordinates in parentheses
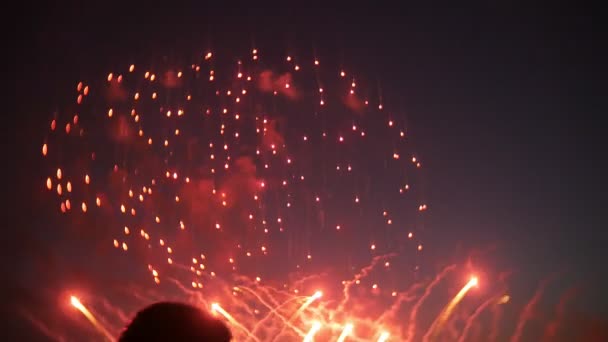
top-left (41, 47), bottom-right (428, 339)
top-left (36, 46), bottom-right (577, 341)
top-left (70, 296), bottom-right (114, 341)
top-left (423, 276), bottom-right (478, 341)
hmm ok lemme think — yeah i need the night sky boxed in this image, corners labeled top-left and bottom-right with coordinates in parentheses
top-left (7, 2), bottom-right (607, 340)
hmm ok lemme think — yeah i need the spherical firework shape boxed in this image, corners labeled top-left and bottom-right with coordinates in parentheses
top-left (41, 48), bottom-right (428, 338)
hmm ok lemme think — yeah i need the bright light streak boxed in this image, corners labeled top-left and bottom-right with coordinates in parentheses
top-left (377, 331), bottom-right (390, 342)
top-left (337, 323), bottom-right (354, 342)
top-left (458, 293), bottom-right (507, 342)
top-left (211, 303), bottom-right (259, 341)
top-left (288, 290), bottom-right (323, 325)
top-left (250, 294), bottom-right (309, 338)
top-left (423, 276), bottom-right (480, 341)
top-left (70, 296), bottom-right (113, 341)
top-left (470, 276), bottom-right (479, 287)
top-left (303, 321), bottom-right (322, 342)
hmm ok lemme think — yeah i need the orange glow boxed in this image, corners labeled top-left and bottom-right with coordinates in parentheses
top-left (337, 324), bottom-right (353, 342)
top-left (304, 321), bottom-right (322, 342)
top-left (40, 52), bottom-right (433, 342)
top-left (377, 331), bottom-right (390, 342)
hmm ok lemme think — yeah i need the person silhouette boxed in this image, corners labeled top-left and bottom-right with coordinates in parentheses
top-left (118, 302), bottom-right (232, 341)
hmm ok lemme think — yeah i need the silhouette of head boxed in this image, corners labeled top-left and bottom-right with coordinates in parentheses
top-left (118, 302), bottom-right (232, 341)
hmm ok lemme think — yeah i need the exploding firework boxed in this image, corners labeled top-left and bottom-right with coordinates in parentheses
top-left (36, 47), bottom-right (580, 341)
top-left (40, 47), bottom-right (430, 340)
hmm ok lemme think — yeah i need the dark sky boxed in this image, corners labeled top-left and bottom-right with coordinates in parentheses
top-left (8, 2), bottom-right (607, 340)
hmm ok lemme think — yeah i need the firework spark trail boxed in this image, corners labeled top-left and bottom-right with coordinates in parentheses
top-left (89, 302), bottom-right (123, 339)
top-left (445, 315), bottom-right (462, 341)
top-left (249, 295), bottom-right (309, 339)
top-left (308, 308), bottom-right (390, 341)
top-left (288, 291), bottom-right (323, 323)
top-left (212, 303), bottom-right (260, 342)
top-left (233, 275), bottom-right (288, 298)
top-left (126, 287), bottom-right (161, 305)
top-left (478, 270), bottom-right (513, 341)
top-left (542, 287), bottom-right (578, 342)
top-left (488, 301), bottom-right (504, 342)
top-left (235, 286), bottom-right (282, 314)
top-left (97, 297), bottom-right (130, 324)
top-left (18, 309), bottom-right (67, 342)
top-left (70, 296), bottom-right (115, 341)
top-left (291, 273), bottom-right (326, 290)
top-left (303, 321), bottom-right (322, 342)
top-left (510, 276), bottom-right (553, 342)
top-left (458, 294), bottom-right (503, 342)
top-left (404, 264), bottom-right (456, 342)
top-left (167, 277), bottom-right (211, 308)
top-left (335, 253), bottom-right (396, 316)
top-left (336, 323), bottom-right (354, 342)
top-left (172, 273), bottom-right (308, 340)
top-left (423, 276), bottom-right (478, 342)
top-left (272, 291), bottom-right (322, 340)
top-left (234, 284), bottom-right (308, 339)
top-left (81, 293), bottom-right (136, 336)
top-left (220, 292), bottom-right (259, 320)
top-left (374, 282), bottom-right (424, 324)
